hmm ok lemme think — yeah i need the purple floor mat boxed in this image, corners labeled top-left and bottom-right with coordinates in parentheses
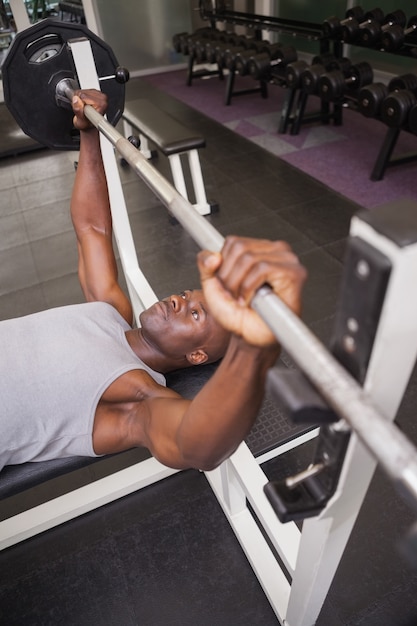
top-left (144, 69), bottom-right (417, 210)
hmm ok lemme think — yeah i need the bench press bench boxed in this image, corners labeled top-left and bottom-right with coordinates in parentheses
top-left (122, 99), bottom-right (217, 216)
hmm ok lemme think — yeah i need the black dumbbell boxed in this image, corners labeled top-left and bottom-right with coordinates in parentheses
top-left (381, 90), bottom-right (417, 127)
top-left (388, 73), bottom-right (417, 92)
top-left (172, 32), bottom-right (189, 53)
top-left (206, 33), bottom-right (247, 65)
top-left (220, 38), bottom-right (259, 70)
top-left (191, 30), bottom-right (224, 62)
top-left (340, 8), bottom-right (385, 43)
top-left (205, 39), bottom-right (223, 64)
top-left (313, 53), bottom-right (352, 72)
top-left (234, 40), bottom-right (272, 76)
top-left (248, 44), bottom-right (298, 80)
top-left (177, 28), bottom-right (215, 55)
top-left (300, 56), bottom-right (352, 95)
top-left (381, 15), bottom-right (417, 52)
top-left (285, 60), bottom-right (309, 89)
top-left (323, 6), bottom-right (364, 38)
top-left (359, 10), bottom-right (406, 47)
top-left (179, 29), bottom-right (211, 55)
top-left (285, 57), bottom-right (343, 89)
top-left (194, 36), bottom-right (219, 63)
top-left (173, 31), bottom-right (199, 54)
top-left (204, 33), bottom-right (236, 64)
top-left (319, 62), bottom-right (374, 101)
top-left (380, 73), bottom-right (417, 127)
top-left (357, 82), bottom-right (389, 117)
top-left (217, 36), bottom-right (251, 68)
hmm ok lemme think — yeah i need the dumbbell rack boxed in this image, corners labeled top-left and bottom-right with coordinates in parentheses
top-left (200, 3), bottom-right (324, 41)
top-left (279, 47), bottom-right (352, 136)
top-left (196, 3), bottom-right (350, 134)
top-left (323, 9), bottom-right (417, 181)
top-left (196, 3), bottom-right (331, 114)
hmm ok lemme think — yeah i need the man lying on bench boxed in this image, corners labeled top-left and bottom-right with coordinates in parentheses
top-left (0, 90), bottom-right (306, 473)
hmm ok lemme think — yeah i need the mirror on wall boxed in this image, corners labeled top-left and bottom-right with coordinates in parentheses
top-left (0, 0), bottom-right (84, 70)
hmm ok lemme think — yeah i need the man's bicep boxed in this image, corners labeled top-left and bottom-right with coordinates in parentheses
top-left (141, 395), bottom-right (194, 470)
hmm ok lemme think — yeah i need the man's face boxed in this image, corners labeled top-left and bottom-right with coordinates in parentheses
top-left (140, 289), bottom-right (226, 362)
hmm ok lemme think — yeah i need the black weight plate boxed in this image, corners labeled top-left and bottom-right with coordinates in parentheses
top-left (358, 83), bottom-right (388, 118)
top-left (381, 90), bottom-right (417, 127)
top-left (2, 18), bottom-right (125, 150)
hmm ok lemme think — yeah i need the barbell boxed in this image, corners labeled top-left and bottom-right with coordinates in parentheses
top-left (3, 19), bottom-right (417, 514)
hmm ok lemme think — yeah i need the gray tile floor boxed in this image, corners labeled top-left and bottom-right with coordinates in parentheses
top-left (0, 149), bottom-right (82, 318)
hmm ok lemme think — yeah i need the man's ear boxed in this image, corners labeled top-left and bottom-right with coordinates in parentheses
top-left (186, 349), bottom-right (208, 366)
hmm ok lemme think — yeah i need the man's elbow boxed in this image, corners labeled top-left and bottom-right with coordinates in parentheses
top-left (182, 446), bottom-right (237, 472)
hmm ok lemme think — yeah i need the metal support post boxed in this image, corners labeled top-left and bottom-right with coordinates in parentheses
top-left (285, 201), bottom-right (417, 625)
top-left (169, 151), bottom-right (211, 216)
top-left (187, 149), bottom-right (211, 215)
top-left (8, 0), bottom-right (30, 30)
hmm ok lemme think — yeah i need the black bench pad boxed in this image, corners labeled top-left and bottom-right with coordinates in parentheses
top-left (123, 99), bottom-right (206, 156)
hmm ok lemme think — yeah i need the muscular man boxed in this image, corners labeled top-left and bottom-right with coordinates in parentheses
top-left (0, 90), bottom-right (306, 473)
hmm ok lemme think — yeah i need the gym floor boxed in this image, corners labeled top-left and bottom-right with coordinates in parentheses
top-left (1, 76), bottom-right (417, 625)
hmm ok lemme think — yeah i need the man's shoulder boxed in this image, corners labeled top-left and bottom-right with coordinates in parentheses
top-left (101, 367), bottom-right (177, 403)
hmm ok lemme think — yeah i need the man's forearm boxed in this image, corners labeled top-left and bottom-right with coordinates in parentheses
top-left (70, 129), bottom-right (112, 234)
top-left (177, 336), bottom-right (280, 470)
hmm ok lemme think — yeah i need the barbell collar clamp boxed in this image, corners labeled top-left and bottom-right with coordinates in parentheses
top-left (55, 77), bottom-right (79, 109)
top-left (98, 66), bottom-right (130, 84)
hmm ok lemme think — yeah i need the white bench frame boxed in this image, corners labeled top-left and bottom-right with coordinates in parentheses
top-left (122, 108), bottom-right (213, 216)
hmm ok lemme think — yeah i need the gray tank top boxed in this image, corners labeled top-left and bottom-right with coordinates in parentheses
top-left (0, 302), bottom-right (166, 470)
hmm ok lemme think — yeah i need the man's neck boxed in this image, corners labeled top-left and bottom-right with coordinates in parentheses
top-left (124, 328), bottom-right (188, 374)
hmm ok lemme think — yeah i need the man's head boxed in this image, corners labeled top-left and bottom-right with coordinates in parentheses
top-left (139, 289), bottom-right (230, 372)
